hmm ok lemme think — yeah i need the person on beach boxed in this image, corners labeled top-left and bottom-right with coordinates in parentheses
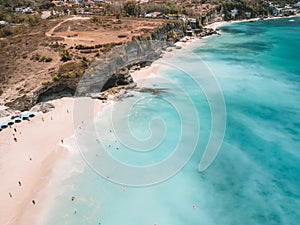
top-left (32, 200), bottom-right (35, 205)
top-left (14, 137), bottom-right (17, 142)
top-left (9, 192), bottom-right (12, 198)
top-left (18, 181), bottom-right (22, 186)
top-left (14, 128), bottom-right (17, 132)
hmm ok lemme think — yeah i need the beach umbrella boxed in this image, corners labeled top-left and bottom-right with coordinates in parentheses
top-left (28, 112), bottom-right (35, 118)
top-left (14, 117), bottom-right (22, 123)
top-left (1, 122), bottom-right (8, 129)
top-left (21, 113), bottom-right (29, 120)
top-left (7, 119), bottom-right (14, 126)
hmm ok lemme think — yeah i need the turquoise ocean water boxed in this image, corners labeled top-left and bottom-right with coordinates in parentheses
top-left (45, 17), bottom-right (300, 225)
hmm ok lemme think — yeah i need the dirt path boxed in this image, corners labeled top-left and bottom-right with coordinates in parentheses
top-left (46, 16), bottom-right (90, 37)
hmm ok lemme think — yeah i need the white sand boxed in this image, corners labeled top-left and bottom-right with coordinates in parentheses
top-left (205, 14), bottom-right (300, 30)
top-left (205, 18), bottom-right (261, 30)
top-left (0, 97), bottom-right (104, 225)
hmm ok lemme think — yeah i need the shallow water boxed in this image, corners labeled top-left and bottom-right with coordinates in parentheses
top-left (45, 17), bottom-right (300, 225)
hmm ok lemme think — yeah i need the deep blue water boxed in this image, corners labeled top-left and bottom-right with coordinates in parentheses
top-left (45, 17), bottom-right (300, 225)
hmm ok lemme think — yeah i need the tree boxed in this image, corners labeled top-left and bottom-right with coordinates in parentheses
top-left (124, 1), bottom-right (140, 17)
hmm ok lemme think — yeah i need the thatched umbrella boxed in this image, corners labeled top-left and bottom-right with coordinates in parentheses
top-left (14, 117), bottom-right (22, 123)
top-left (7, 119), bottom-right (14, 126)
top-left (21, 113), bottom-right (29, 120)
top-left (1, 122), bottom-right (8, 129)
top-left (28, 112), bottom-right (35, 118)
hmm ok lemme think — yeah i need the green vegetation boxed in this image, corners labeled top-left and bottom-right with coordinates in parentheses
top-left (101, 42), bottom-right (120, 53)
top-left (124, 1), bottom-right (141, 17)
top-left (52, 74), bottom-right (60, 81)
top-left (0, 26), bottom-right (13, 37)
top-left (90, 16), bottom-right (100, 23)
top-left (140, 1), bottom-right (182, 15)
top-left (60, 50), bottom-right (71, 62)
top-left (215, 1), bottom-right (272, 20)
top-left (0, 12), bottom-right (40, 37)
top-left (75, 45), bottom-right (95, 50)
top-left (51, 61), bottom-right (88, 81)
top-left (115, 13), bottom-right (121, 20)
top-left (0, 0), bottom-right (31, 11)
top-left (0, 0), bottom-right (54, 12)
top-left (82, 56), bottom-right (89, 62)
top-left (30, 53), bottom-right (52, 62)
top-left (41, 80), bottom-right (51, 85)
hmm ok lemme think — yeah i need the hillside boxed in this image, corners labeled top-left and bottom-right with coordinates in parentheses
top-left (0, 0), bottom-right (53, 11)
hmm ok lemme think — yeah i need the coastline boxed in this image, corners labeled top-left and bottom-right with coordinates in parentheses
top-left (205, 13), bottom-right (300, 30)
top-left (1, 14), bottom-right (299, 225)
top-left (131, 12), bottom-right (300, 85)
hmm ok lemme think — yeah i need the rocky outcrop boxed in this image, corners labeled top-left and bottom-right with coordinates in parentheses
top-left (4, 76), bottom-right (79, 111)
top-left (101, 68), bottom-right (134, 91)
top-left (198, 28), bottom-right (219, 37)
top-left (31, 102), bottom-right (55, 113)
top-left (4, 95), bottom-right (34, 111)
top-left (33, 76), bottom-right (79, 103)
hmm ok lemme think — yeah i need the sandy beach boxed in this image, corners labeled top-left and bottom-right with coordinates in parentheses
top-left (205, 14), bottom-right (300, 30)
top-left (1, 14), bottom-right (299, 225)
top-left (0, 97), bottom-right (104, 225)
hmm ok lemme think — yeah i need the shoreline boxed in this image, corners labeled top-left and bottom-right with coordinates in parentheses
top-left (1, 14), bottom-right (299, 225)
top-left (205, 14), bottom-right (300, 30)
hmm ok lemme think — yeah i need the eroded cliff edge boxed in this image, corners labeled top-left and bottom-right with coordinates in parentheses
top-left (3, 21), bottom-right (186, 111)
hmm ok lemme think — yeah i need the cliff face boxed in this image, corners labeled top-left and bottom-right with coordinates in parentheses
top-left (76, 22), bottom-right (186, 97)
top-left (76, 41), bottom-right (163, 96)
top-left (4, 21), bottom-right (186, 110)
top-left (4, 76), bottom-right (79, 111)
